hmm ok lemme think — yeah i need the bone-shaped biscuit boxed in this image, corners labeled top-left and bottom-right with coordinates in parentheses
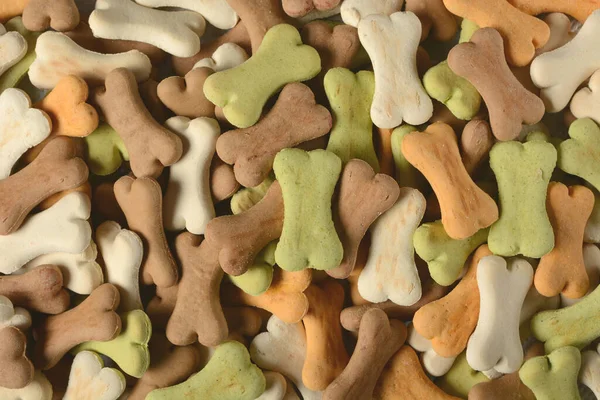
top-left (0, 88), bottom-right (51, 179)
top-left (94, 68), bottom-right (183, 178)
top-left (157, 67), bottom-right (215, 119)
top-left (90, 0), bottom-right (205, 58)
top-left (0, 326), bottom-right (34, 389)
top-left (413, 245), bottom-right (492, 358)
top-left (571, 69), bottom-right (600, 125)
top-left (0, 296), bottom-right (31, 331)
top-left (0, 23), bottom-right (27, 77)
top-left (166, 233), bottom-right (228, 347)
top-left (467, 256), bottom-right (533, 373)
top-left (323, 309), bottom-right (406, 400)
top-left (20, 242), bottom-right (103, 295)
top-left (559, 119), bottom-right (600, 191)
top-left (357, 12), bottom-right (433, 128)
top-left (218, 83), bottom-right (331, 188)
top-left (0, 265), bottom-right (69, 315)
top-left (0, 192), bottom-right (91, 274)
top-left (163, 117), bottom-right (218, 235)
top-left (340, 0), bottom-right (403, 28)
top-left (134, 0), bottom-right (237, 30)
top-left (205, 181), bottom-right (283, 276)
top-left (83, 124), bottom-right (129, 176)
top-left (0, 18), bottom-right (39, 93)
top-left (203, 24), bottom-right (321, 129)
top-left (461, 120), bottom-right (495, 176)
top-left (22, 0), bottom-right (79, 32)
top-left (407, 324), bottom-right (456, 377)
top-left (96, 221), bottom-right (143, 312)
top-left (536, 13), bottom-right (577, 55)
top-left (519, 346), bottom-right (581, 400)
top-left (448, 28), bottom-right (545, 141)
top-left (402, 123), bottom-right (498, 239)
top-left (443, 0), bottom-right (549, 67)
top-left (437, 351), bottom-right (490, 398)
top-left (224, 268), bottom-right (311, 324)
top-left (489, 139), bottom-right (557, 258)
top-left (282, 0), bottom-right (339, 17)
top-left (508, 0), bottom-right (600, 23)
top-left (251, 315), bottom-right (323, 400)
top-left (301, 21), bottom-right (360, 75)
top-left (374, 346), bottom-right (461, 400)
top-left (114, 176), bottom-right (177, 288)
top-left (0, 137), bottom-right (88, 235)
top-left (535, 183), bottom-right (594, 299)
top-left (211, 156), bottom-right (240, 203)
top-left (406, 0), bottom-right (457, 42)
top-left (581, 347), bottom-right (600, 398)
top-left (63, 351), bottom-right (125, 400)
top-left (561, 244), bottom-right (600, 307)
top-left (0, 1), bottom-right (28, 22)
top-left (193, 42), bottom-right (248, 72)
top-left (33, 283), bottom-right (121, 370)
top-left (531, 10), bottom-right (600, 112)
top-left (358, 187), bottom-right (424, 305)
top-left (0, 370), bottom-right (53, 400)
top-left (29, 32), bottom-right (152, 90)
top-left (328, 159), bottom-right (399, 279)
top-left (145, 283), bottom-right (178, 330)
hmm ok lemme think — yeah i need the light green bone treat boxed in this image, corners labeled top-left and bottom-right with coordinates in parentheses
top-left (438, 352), bottom-right (489, 398)
top-left (459, 19), bottom-right (480, 43)
top-left (558, 118), bottom-right (600, 191)
top-left (147, 341), bottom-right (266, 400)
top-left (72, 310), bottom-right (151, 378)
top-left (391, 125), bottom-right (424, 190)
top-left (230, 175), bottom-right (274, 215)
top-left (488, 140), bottom-right (557, 258)
top-left (84, 123), bottom-right (129, 176)
top-left (414, 221), bottom-right (488, 286)
top-left (274, 148), bottom-right (343, 271)
top-left (324, 68), bottom-right (378, 170)
top-left (203, 24), bottom-right (321, 129)
top-left (228, 241), bottom-right (277, 296)
top-left (531, 283), bottom-right (600, 353)
top-left (519, 346), bottom-right (581, 400)
top-left (0, 17), bottom-right (40, 92)
top-left (423, 61), bottom-right (481, 120)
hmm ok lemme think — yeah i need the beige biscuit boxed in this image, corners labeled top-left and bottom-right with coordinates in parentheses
top-left (22, 0), bottom-right (80, 32)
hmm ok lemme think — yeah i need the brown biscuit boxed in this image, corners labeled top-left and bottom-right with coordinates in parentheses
top-left (114, 176), bottom-right (178, 288)
top-left (146, 284), bottom-right (178, 331)
top-left (328, 159), bottom-right (400, 279)
top-left (94, 68), bottom-right (183, 178)
top-left (448, 28), bottom-right (545, 141)
top-left (166, 233), bottom-right (228, 347)
top-left (92, 182), bottom-right (126, 225)
top-left (205, 181), bottom-right (284, 276)
top-left (283, 0), bottom-right (340, 17)
top-left (33, 283), bottom-right (122, 370)
top-left (0, 137), bottom-right (88, 235)
top-left (323, 309), bottom-right (407, 400)
top-left (211, 156), bottom-right (240, 203)
top-left (0, 265), bottom-right (70, 315)
top-left (301, 21), bottom-right (360, 72)
top-left (216, 84), bottom-right (332, 188)
top-left (23, 0), bottom-right (80, 32)
top-left (139, 79), bottom-right (169, 124)
top-left (461, 119), bottom-right (495, 176)
top-left (0, 327), bottom-right (34, 389)
top-left (406, 0), bottom-right (458, 42)
top-left (157, 67), bottom-right (215, 119)
top-left (375, 128), bottom-right (394, 176)
top-left (223, 306), bottom-right (263, 337)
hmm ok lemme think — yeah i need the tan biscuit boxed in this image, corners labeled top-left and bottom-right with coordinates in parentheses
top-left (223, 307), bottom-right (263, 337)
top-left (94, 68), bottom-right (183, 178)
top-left (301, 20), bottom-right (360, 72)
top-left (211, 156), bottom-right (240, 203)
top-left (302, 280), bottom-right (349, 391)
top-left (461, 120), bottom-right (495, 176)
top-left (283, 0), bottom-right (340, 17)
top-left (0, 137), bottom-right (88, 235)
top-left (402, 123), bottom-right (498, 239)
top-left (413, 245), bottom-right (492, 358)
top-left (114, 176), bottom-right (178, 288)
top-left (0, 327), bottom-right (34, 389)
top-left (146, 283), bottom-right (178, 331)
top-left (406, 0), bottom-right (458, 42)
top-left (0, 265), bottom-right (70, 315)
top-left (448, 28), bottom-right (545, 141)
top-left (157, 67), bottom-right (215, 119)
top-left (205, 181), bottom-right (284, 276)
top-left (23, 0), bottom-right (79, 32)
top-left (328, 159), bottom-right (400, 279)
top-left (33, 283), bottom-right (121, 370)
top-left (166, 233), bottom-right (228, 347)
top-left (323, 309), bottom-right (407, 400)
top-left (93, 182), bottom-right (126, 225)
top-left (216, 84), bottom-right (332, 188)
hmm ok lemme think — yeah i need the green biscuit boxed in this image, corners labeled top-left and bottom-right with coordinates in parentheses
top-left (519, 346), bottom-right (581, 400)
top-left (147, 341), bottom-right (266, 400)
top-left (230, 175), bottom-right (274, 215)
top-left (459, 19), bottom-right (480, 43)
top-left (72, 310), bottom-right (151, 378)
top-left (390, 125), bottom-right (424, 190)
top-left (0, 17), bottom-right (40, 92)
top-left (274, 148), bottom-right (343, 271)
top-left (423, 61), bottom-right (481, 120)
top-left (414, 220), bottom-right (488, 286)
top-left (228, 241), bottom-right (277, 296)
top-left (437, 352), bottom-right (489, 398)
top-left (531, 283), bottom-right (600, 353)
top-left (558, 118), bottom-right (600, 191)
top-left (488, 140), bottom-right (556, 258)
top-left (203, 24), bottom-right (321, 129)
top-left (324, 68), bottom-right (378, 171)
top-left (84, 123), bottom-right (129, 176)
